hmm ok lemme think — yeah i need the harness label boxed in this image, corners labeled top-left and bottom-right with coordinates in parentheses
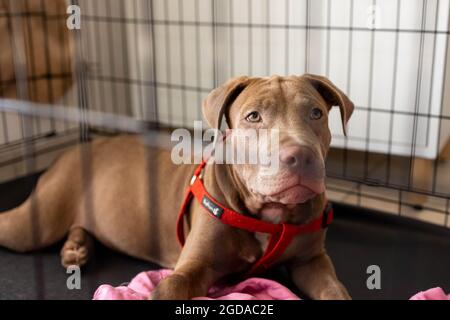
top-left (202, 195), bottom-right (224, 219)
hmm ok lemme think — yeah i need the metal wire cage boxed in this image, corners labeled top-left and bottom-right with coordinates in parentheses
top-left (0, 0), bottom-right (449, 233)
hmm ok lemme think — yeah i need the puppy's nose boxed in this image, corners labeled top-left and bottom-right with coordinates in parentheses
top-left (279, 145), bottom-right (322, 176)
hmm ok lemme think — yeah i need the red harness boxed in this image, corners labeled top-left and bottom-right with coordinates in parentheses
top-left (176, 160), bottom-right (334, 276)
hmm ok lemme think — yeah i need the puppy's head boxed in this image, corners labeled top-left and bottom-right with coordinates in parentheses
top-left (203, 74), bottom-right (354, 217)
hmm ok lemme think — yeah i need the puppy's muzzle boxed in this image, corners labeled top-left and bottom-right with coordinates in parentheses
top-left (279, 145), bottom-right (325, 181)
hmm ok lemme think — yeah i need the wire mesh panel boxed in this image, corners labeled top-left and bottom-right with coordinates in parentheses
top-left (0, 0), bottom-right (81, 182)
top-left (0, 0), bottom-right (449, 225)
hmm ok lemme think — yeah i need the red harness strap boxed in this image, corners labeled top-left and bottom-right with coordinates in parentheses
top-left (176, 161), bottom-right (334, 276)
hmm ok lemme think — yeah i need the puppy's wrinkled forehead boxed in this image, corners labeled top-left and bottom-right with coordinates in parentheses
top-left (202, 74), bottom-right (354, 135)
top-left (229, 76), bottom-right (326, 121)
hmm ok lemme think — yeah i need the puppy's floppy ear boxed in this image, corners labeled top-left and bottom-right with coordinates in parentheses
top-left (202, 76), bottom-right (254, 129)
top-left (302, 73), bottom-right (354, 136)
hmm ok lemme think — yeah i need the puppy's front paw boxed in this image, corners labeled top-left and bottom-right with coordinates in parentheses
top-left (149, 274), bottom-right (195, 300)
top-left (61, 239), bottom-right (91, 268)
top-left (60, 228), bottom-right (93, 268)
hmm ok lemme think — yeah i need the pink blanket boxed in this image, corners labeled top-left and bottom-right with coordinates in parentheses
top-left (409, 287), bottom-right (450, 300)
top-left (93, 269), bottom-right (299, 300)
top-left (93, 268), bottom-right (449, 300)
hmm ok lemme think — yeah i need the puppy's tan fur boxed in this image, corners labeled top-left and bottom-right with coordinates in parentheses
top-left (0, 74), bottom-right (353, 300)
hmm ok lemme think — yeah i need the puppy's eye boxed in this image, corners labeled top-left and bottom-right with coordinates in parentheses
top-left (245, 111), bottom-right (261, 123)
top-left (310, 107), bottom-right (323, 120)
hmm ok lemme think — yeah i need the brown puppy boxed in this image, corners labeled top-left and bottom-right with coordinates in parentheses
top-left (0, 74), bottom-right (353, 300)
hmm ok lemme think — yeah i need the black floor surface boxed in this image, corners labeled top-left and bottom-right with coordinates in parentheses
top-left (0, 173), bottom-right (449, 300)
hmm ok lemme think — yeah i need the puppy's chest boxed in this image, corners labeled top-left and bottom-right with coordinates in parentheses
top-left (236, 232), bottom-right (290, 267)
top-left (253, 233), bottom-right (292, 262)
top-left (248, 231), bottom-right (320, 265)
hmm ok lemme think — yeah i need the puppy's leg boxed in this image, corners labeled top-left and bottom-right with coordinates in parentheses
top-left (60, 227), bottom-right (93, 268)
top-left (150, 261), bottom-right (221, 300)
top-left (289, 253), bottom-right (350, 300)
top-left (0, 146), bottom-right (84, 252)
top-left (0, 176), bottom-right (74, 252)
top-left (150, 210), bottom-right (245, 299)
top-left (150, 230), bottom-right (226, 300)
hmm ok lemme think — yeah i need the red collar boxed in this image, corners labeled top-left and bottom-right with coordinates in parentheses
top-left (176, 161), bottom-right (333, 276)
